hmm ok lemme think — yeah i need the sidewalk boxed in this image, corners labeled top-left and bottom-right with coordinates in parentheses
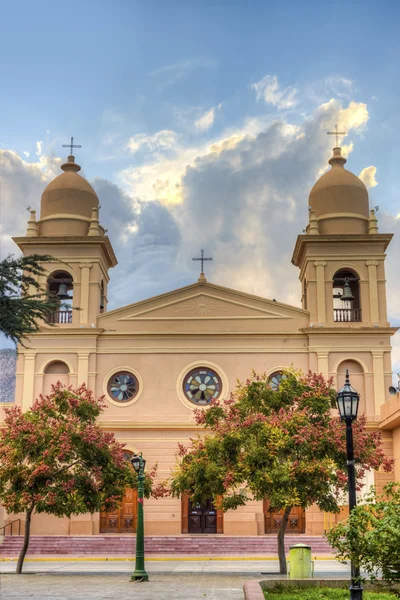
top-left (1, 558), bottom-right (350, 575)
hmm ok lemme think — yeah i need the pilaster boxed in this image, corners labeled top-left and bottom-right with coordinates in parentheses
top-left (372, 351), bottom-right (385, 416)
top-left (317, 352), bottom-right (329, 378)
top-left (78, 353), bottom-right (90, 386)
top-left (366, 260), bottom-right (379, 323)
top-left (79, 263), bottom-right (92, 325)
top-left (314, 261), bottom-right (327, 324)
top-left (22, 353), bottom-right (36, 411)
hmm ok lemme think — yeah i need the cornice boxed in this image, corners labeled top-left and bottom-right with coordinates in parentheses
top-left (12, 235), bottom-right (118, 268)
top-left (291, 233), bottom-right (393, 267)
top-left (302, 326), bottom-right (398, 335)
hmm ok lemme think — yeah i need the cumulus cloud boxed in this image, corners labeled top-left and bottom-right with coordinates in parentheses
top-left (36, 141), bottom-right (43, 156)
top-left (251, 75), bottom-right (298, 109)
top-left (0, 150), bottom-right (61, 258)
top-left (359, 166), bottom-right (378, 188)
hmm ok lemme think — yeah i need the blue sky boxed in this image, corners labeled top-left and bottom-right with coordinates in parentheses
top-left (1, 0), bottom-right (400, 370)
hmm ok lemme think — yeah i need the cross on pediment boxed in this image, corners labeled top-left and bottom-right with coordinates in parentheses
top-left (192, 249), bottom-right (213, 276)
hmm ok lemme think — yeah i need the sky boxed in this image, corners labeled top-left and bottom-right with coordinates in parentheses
top-left (0, 0), bottom-right (400, 373)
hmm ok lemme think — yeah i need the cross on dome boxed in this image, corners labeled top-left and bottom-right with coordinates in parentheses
top-left (327, 124), bottom-right (347, 148)
top-left (62, 136), bottom-right (82, 157)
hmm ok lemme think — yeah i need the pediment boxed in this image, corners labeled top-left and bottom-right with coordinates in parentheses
top-left (98, 282), bottom-right (308, 329)
top-left (118, 292), bottom-right (294, 321)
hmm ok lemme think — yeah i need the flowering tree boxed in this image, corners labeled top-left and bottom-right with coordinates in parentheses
top-left (0, 384), bottom-right (165, 574)
top-left (170, 370), bottom-right (393, 574)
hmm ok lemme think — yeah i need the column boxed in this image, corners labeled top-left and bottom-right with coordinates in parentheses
top-left (78, 353), bottom-right (90, 386)
top-left (372, 351), bottom-right (385, 416)
top-left (22, 353), bottom-right (36, 411)
top-left (79, 263), bottom-right (92, 325)
top-left (317, 353), bottom-right (329, 378)
top-left (314, 261), bottom-right (327, 323)
top-left (366, 261), bottom-right (379, 323)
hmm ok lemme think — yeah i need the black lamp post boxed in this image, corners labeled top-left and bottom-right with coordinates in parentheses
top-left (130, 453), bottom-right (149, 582)
top-left (336, 369), bottom-right (363, 600)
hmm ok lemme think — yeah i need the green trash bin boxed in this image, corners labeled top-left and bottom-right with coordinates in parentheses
top-left (287, 543), bottom-right (314, 579)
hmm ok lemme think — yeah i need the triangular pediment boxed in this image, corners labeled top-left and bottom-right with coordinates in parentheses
top-left (98, 281), bottom-right (309, 333)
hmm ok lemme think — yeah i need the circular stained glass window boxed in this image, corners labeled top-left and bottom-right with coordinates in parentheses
top-left (107, 371), bottom-right (139, 403)
top-left (183, 368), bottom-right (222, 406)
top-left (268, 372), bottom-right (285, 391)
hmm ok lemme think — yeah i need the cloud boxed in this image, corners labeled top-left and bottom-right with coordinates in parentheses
top-left (127, 130), bottom-right (179, 155)
top-left (150, 58), bottom-right (217, 88)
top-left (251, 75), bottom-right (298, 109)
top-left (359, 166), bottom-right (378, 188)
top-left (0, 150), bottom-right (61, 259)
top-left (36, 141), bottom-right (43, 156)
top-left (194, 104), bottom-right (222, 132)
top-left (23, 151), bottom-right (30, 158)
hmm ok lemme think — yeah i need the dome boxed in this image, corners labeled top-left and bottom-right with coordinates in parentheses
top-left (39, 155), bottom-right (99, 236)
top-left (309, 147), bottom-right (369, 235)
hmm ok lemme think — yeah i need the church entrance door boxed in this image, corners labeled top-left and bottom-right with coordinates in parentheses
top-left (100, 488), bottom-right (137, 534)
top-left (188, 498), bottom-right (217, 534)
top-left (263, 500), bottom-right (305, 534)
top-left (181, 494), bottom-right (223, 534)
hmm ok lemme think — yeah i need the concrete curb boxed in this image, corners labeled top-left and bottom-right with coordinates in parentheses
top-left (243, 580), bottom-right (264, 600)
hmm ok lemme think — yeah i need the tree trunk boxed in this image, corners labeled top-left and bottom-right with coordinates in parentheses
top-left (277, 505), bottom-right (292, 575)
top-left (16, 504), bottom-right (34, 574)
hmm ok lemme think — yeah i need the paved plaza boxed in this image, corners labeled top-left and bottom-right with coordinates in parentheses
top-left (0, 560), bottom-right (351, 599)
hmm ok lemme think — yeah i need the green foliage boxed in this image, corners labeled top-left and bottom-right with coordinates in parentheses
top-left (263, 586), bottom-right (396, 599)
top-left (327, 483), bottom-right (400, 594)
top-left (0, 254), bottom-right (61, 345)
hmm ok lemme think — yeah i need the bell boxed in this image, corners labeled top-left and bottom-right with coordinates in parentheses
top-left (56, 283), bottom-right (70, 300)
top-left (340, 277), bottom-right (354, 302)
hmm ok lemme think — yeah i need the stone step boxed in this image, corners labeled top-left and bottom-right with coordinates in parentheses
top-left (0, 535), bottom-right (333, 556)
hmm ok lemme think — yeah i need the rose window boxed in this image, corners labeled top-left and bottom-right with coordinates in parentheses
top-left (268, 372), bottom-right (285, 391)
top-left (183, 368), bottom-right (222, 405)
top-left (107, 371), bottom-right (139, 402)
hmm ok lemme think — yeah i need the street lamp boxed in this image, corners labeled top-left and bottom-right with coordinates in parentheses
top-left (336, 369), bottom-right (363, 600)
top-left (130, 453), bottom-right (149, 582)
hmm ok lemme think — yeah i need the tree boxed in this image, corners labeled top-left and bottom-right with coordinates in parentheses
top-left (0, 254), bottom-right (60, 345)
top-left (0, 384), bottom-right (166, 574)
top-left (170, 370), bottom-right (393, 574)
top-left (327, 483), bottom-right (400, 594)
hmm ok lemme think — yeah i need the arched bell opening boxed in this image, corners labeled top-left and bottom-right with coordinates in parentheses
top-left (47, 271), bottom-right (74, 324)
top-left (332, 269), bottom-right (361, 322)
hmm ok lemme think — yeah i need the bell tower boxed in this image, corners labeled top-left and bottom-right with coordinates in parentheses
top-left (292, 145), bottom-right (396, 420)
top-left (12, 152), bottom-right (117, 328)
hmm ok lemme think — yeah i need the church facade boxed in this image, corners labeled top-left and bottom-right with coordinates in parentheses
top-left (1, 145), bottom-right (399, 537)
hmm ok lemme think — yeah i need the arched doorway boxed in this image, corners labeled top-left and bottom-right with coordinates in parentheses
top-left (100, 451), bottom-right (137, 534)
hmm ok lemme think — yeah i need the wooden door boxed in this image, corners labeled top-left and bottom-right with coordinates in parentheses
top-left (182, 494), bottom-right (223, 534)
top-left (263, 499), bottom-right (305, 534)
top-left (100, 488), bottom-right (137, 533)
top-left (189, 498), bottom-right (217, 534)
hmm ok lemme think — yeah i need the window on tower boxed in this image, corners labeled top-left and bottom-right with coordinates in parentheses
top-left (332, 269), bottom-right (361, 322)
